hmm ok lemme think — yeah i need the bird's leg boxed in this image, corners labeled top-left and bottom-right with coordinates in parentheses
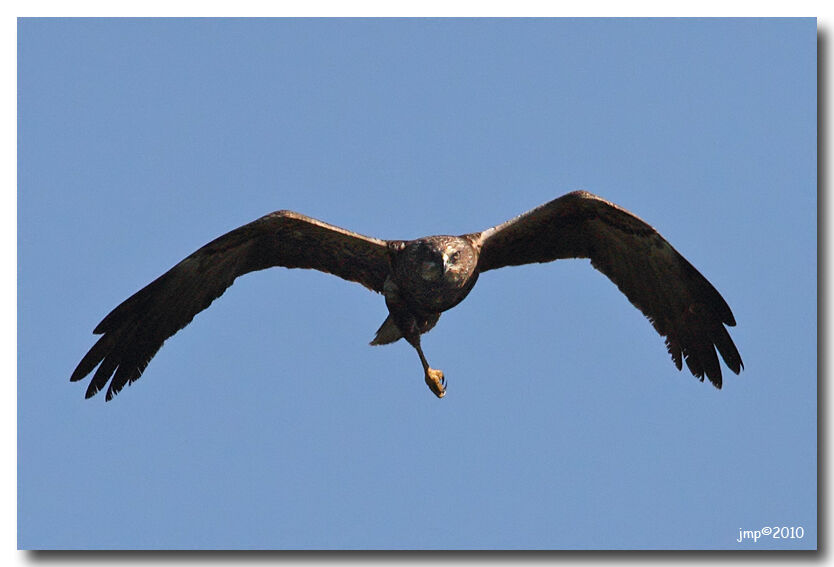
top-left (414, 340), bottom-right (446, 399)
top-left (383, 285), bottom-right (445, 398)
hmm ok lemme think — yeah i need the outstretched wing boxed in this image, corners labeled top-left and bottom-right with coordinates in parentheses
top-left (470, 191), bottom-right (742, 387)
top-left (71, 211), bottom-right (391, 400)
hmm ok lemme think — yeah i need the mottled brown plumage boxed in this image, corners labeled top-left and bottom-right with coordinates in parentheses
top-left (71, 191), bottom-right (743, 400)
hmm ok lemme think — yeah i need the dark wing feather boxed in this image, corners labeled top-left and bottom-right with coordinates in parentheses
top-left (71, 211), bottom-right (390, 400)
top-left (470, 191), bottom-right (742, 387)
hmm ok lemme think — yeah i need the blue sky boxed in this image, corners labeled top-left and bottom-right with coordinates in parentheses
top-left (18, 18), bottom-right (816, 550)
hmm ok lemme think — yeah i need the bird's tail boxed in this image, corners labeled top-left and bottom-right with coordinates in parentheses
top-left (370, 315), bottom-right (402, 346)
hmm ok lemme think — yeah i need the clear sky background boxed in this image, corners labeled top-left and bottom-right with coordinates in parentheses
top-left (18, 18), bottom-right (816, 550)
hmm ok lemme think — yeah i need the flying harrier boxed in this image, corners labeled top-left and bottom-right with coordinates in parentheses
top-left (71, 191), bottom-right (743, 400)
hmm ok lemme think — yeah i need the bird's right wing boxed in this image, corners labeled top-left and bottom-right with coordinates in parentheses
top-left (71, 211), bottom-right (391, 400)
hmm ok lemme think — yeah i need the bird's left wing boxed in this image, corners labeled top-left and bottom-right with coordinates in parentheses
top-left (469, 191), bottom-right (742, 387)
top-left (71, 211), bottom-right (391, 400)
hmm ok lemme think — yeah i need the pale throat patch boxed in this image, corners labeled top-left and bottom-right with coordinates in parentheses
top-left (420, 260), bottom-right (442, 281)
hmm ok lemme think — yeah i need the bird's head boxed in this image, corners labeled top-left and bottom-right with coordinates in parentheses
top-left (440, 239), bottom-right (475, 283)
top-left (414, 237), bottom-right (476, 287)
top-left (440, 242), bottom-right (464, 276)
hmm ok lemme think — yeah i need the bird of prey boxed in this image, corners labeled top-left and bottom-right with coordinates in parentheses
top-left (71, 191), bottom-right (743, 401)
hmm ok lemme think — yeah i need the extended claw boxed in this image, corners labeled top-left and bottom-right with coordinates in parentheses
top-left (425, 368), bottom-right (446, 398)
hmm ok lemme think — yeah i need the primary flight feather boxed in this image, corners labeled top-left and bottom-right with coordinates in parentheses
top-left (71, 191), bottom-right (743, 400)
